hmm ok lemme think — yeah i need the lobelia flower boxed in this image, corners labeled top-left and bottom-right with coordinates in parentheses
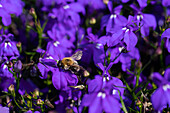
top-left (101, 15), bottom-right (138, 51)
top-left (162, 0), bottom-right (170, 7)
top-left (0, 34), bottom-right (19, 57)
top-left (78, 0), bottom-right (106, 10)
top-left (81, 27), bottom-right (105, 66)
top-left (0, 76), bottom-right (15, 92)
top-left (0, 105), bottom-right (9, 113)
top-left (52, 68), bottom-right (78, 90)
top-left (130, 4), bottom-right (157, 37)
top-left (46, 24), bottom-right (74, 59)
top-left (101, 1), bottom-right (127, 32)
top-left (161, 28), bottom-right (170, 53)
top-left (0, 0), bottom-right (24, 26)
top-left (108, 46), bottom-right (140, 71)
top-left (55, 87), bottom-right (81, 113)
top-left (151, 68), bottom-right (170, 111)
top-left (79, 75), bottom-right (124, 113)
top-left (0, 62), bottom-right (13, 78)
top-left (48, 2), bottom-right (85, 27)
top-left (36, 49), bottom-right (57, 79)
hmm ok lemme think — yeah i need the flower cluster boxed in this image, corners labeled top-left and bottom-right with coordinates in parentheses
top-left (0, 0), bottom-right (170, 113)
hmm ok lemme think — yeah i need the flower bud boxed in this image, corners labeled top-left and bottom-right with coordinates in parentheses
top-left (90, 17), bottom-right (96, 24)
top-left (29, 8), bottom-right (37, 19)
top-left (14, 60), bottom-right (22, 73)
top-left (37, 99), bottom-right (44, 105)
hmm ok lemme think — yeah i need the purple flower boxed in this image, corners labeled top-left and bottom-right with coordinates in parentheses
top-left (78, 0), bottom-right (106, 10)
top-left (0, 105), bottom-right (9, 113)
top-left (48, 3), bottom-right (85, 27)
top-left (0, 76), bottom-right (15, 92)
top-left (55, 87), bottom-right (81, 113)
top-left (37, 49), bottom-right (57, 79)
top-left (130, 4), bottom-right (157, 37)
top-left (0, 62), bottom-right (13, 78)
top-left (101, 2), bottom-right (127, 32)
top-left (162, 0), bottom-right (170, 7)
top-left (137, 0), bottom-right (147, 8)
top-left (0, 0), bottom-right (24, 26)
top-left (52, 68), bottom-right (78, 90)
top-left (151, 68), bottom-right (170, 111)
top-left (109, 47), bottom-right (140, 71)
top-left (161, 28), bottom-right (170, 53)
top-left (80, 75), bottom-right (124, 113)
top-left (103, 15), bottom-right (138, 50)
top-left (82, 28), bottom-right (105, 65)
top-left (0, 34), bottom-right (19, 57)
top-left (46, 24), bottom-right (74, 59)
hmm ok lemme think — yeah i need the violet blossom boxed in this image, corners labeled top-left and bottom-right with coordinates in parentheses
top-left (0, 0), bottom-right (24, 26)
top-left (161, 28), bottom-right (170, 53)
top-left (80, 75), bottom-right (124, 113)
top-left (151, 68), bottom-right (170, 111)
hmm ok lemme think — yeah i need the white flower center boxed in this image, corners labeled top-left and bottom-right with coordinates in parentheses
top-left (163, 84), bottom-right (170, 91)
top-left (137, 15), bottom-right (143, 21)
top-left (96, 43), bottom-right (102, 49)
top-left (5, 42), bottom-right (12, 48)
top-left (53, 41), bottom-right (60, 47)
top-left (118, 46), bottom-right (124, 52)
top-left (46, 56), bottom-right (54, 59)
top-left (3, 64), bottom-right (7, 70)
top-left (112, 89), bottom-right (117, 95)
top-left (97, 92), bottom-right (106, 99)
top-left (0, 4), bottom-right (3, 8)
top-left (63, 5), bottom-right (70, 9)
top-left (110, 14), bottom-right (117, 19)
top-left (122, 27), bottom-right (129, 32)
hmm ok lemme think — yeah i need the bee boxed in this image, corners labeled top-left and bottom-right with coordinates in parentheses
top-left (57, 51), bottom-right (90, 77)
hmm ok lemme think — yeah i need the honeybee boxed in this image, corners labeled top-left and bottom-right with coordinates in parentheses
top-left (57, 51), bottom-right (90, 77)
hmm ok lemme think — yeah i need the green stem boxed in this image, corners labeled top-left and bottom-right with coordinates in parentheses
top-left (118, 91), bottom-right (128, 113)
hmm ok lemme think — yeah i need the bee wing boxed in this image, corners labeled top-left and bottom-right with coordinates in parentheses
top-left (71, 51), bottom-right (83, 60)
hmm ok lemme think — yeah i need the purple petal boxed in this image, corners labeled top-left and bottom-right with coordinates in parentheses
top-left (151, 87), bottom-right (168, 111)
top-left (52, 69), bottom-right (68, 90)
top-left (137, 0), bottom-right (147, 8)
top-left (124, 31), bottom-right (138, 51)
top-left (103, 96), bottom-right (120, 113)
top-left (164, 68), bottom-right (170, 82)
top-left (161, 28), bottom-right (170, 39)
top-left (81, 93), bottom-right (97, 106)
top-left (107, 1), bottom-right (113, 13)
top-left (114, 5), bottom-right (123, 14)
top-left (162, 0), bottom-right (170, 7)
top-left (151, 72), bottom-right (165, 86)
top-left (121, 0), bottom-right (129, 3)
top-left (89, 95), bottom-right (102, 113)
top-left (69, 3), bottom-right (85, 15)
top-left (87, 75), bottom-right (103, 93)
top-left (143, 14), bottom-right (157, 30)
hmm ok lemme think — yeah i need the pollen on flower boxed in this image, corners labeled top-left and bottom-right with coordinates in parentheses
top-left (163, 84), bottom-right (170, 91)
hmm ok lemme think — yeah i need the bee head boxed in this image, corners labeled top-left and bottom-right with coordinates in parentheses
top-left (57, 60), bottom-right (63, 68)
